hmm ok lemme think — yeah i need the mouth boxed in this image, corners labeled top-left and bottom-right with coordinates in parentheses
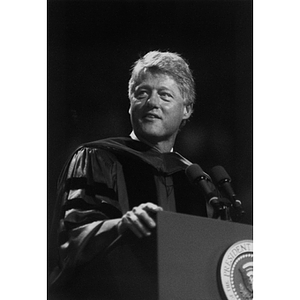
top-left (143, 112), bottom-right (161, 120)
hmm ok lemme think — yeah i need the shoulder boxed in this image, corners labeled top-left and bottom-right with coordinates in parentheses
top-left (58, 139), bottom-right (127, 188)
top-left (72, 137), bottom-right (132, 160)
top-left (60, 138), bottom-right (128, 180)
top-left (66, 137), bottom-right (146, 174)
top-left (82, 137), bottom-right (133, 150)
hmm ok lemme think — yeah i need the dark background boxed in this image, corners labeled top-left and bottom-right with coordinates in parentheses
top-left (48, 0), bottom-right (253, 231)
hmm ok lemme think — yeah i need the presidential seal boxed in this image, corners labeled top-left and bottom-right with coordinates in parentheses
top-left (219, 240), bottom-right (253, 300)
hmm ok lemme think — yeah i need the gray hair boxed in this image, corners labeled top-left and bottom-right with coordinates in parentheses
top-left (128, 51), bottom-right (196, 109)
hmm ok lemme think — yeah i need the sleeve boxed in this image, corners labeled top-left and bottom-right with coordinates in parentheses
top-left (55, 147), bottom-right (124, 276)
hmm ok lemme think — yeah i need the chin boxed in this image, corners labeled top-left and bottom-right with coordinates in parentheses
top-left (136, 129), bottom-right (163, 141)
top-left (138, 124), bottom-right (161, 135)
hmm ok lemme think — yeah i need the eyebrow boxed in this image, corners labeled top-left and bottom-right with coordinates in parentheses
top-left (135, 83), bottom-right (174, 91)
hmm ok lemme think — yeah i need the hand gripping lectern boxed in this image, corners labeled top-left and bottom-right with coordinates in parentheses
top-left (54, 211), bottom-right (253, 300)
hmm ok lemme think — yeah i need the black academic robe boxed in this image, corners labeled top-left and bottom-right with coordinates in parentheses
top-left (49, 137), bottom-right (213, 300)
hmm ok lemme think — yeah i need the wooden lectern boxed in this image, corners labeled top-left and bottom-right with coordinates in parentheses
top-left (52, 211), bottom-right (252, 300)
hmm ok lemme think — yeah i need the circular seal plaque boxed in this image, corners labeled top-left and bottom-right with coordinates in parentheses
top-left (219, 240), bottom-right (253, 300)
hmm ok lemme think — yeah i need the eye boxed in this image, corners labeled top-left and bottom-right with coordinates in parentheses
top-left (134, 89), bottom-right (149, 100)
top-left (159, 91), bottom-right (173, 101)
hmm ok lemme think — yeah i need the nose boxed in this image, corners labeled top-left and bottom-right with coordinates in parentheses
top-left (146, 91), bottom-right (160, 108)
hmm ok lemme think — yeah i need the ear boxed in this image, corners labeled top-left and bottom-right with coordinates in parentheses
top-left (183, 104), bottom-right (193, 120)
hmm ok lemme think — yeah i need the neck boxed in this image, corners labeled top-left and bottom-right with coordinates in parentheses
top-left (130, 131), bottom-right (175, 153)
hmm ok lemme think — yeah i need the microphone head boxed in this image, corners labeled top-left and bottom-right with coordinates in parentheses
top-left (211, 165), bottom-right (231, 184)
top-left (185, 164), bottom-right (206, 183)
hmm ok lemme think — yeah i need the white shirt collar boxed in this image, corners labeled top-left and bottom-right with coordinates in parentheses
top-left (129, 131), bottom-right (174, 152)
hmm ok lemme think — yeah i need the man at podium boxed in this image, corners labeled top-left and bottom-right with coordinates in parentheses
top-left (48, 51), bottom-right (218, 299)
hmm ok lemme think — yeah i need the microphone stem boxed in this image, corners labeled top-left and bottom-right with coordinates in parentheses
top-left (210, 198), bottom-right (231, 220)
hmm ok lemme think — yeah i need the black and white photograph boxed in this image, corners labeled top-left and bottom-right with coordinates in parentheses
top-left (47, 1), bottom-right (253, 299)
top-left (3, 0), bottom-right (300, 299)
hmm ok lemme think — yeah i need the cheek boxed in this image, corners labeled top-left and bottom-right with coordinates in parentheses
top-left (129, 101), bottom-right (143, 113)
top-left (167, 107), bottom-right (186, 127)
top-left (168, 104), bottom-right (185, 119)
top-left (129, 103), bottom-right (137, 116)
top-left (129, 104), bottom-right (143, 125)
top-left (129, 105), bottom-right (139, 118)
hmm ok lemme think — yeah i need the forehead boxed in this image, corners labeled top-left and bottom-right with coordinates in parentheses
top-left (135, 72), bottom-right (180, 90)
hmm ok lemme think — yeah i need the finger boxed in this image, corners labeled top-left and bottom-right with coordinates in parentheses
top-left (141, 202), bottom-right (163, 213)
top-left (133, 206), bottom-right (156, 228)
top-left (127, 212), bottom-right (151, 237)
top-left (120, 213), bottom-right (143, 238)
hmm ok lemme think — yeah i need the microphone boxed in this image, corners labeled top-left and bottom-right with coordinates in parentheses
top-left (185, 164), bottom-right (225, 213)
top-left (210, 165), bottom-right (245, 220)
